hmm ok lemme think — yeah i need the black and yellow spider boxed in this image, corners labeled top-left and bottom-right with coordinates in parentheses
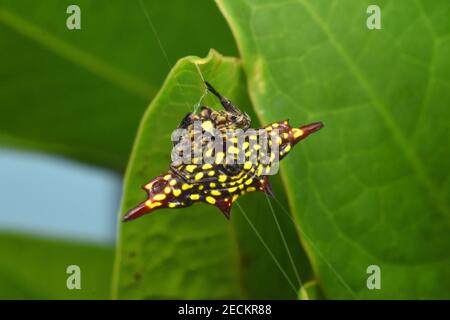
top-left (123, 82), bottom-right (323, 221)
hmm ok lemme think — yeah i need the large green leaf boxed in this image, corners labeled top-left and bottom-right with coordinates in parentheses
top-left (0, 0), bottom-right (237, 170)
top-left (218, 0), bottom-right (450, 298)
top-left (113, 50), bottom-right (313, 299)
top-left (0, 232), bottom-right (113, 299)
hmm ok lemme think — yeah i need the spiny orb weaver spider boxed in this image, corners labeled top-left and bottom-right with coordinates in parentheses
top-left (123, 81), bottom-right (323, 221)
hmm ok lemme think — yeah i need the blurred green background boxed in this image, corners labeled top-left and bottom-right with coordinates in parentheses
top-left (0, 0), bottom-right (449, 299)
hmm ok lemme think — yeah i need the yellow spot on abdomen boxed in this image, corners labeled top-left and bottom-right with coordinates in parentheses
top-left (144, 182), bottom-right (153, 190)
top-left (206, 196), bottom-right (216, 204)
top-left (153, 194), bottom-right (166, 201)
top-left (257, 165), bottom-right (264, 176)
top-left (202, 163), bottom-right (212, 170)
top-left (211, 190), bottom-right (221, 196)
top-left (228, 146), bottom-right (239, 154)
top-left (195, 172), bottom-right (204, 180)
top-left (151, 202), bottom-right (162, 208)
top-left (215, 152), bottom-right (225, 164)
top-left (186, 165), bottom-right (196, 173)
top-left (146, 200), bottom-right (162, 209)
top-left (292, 128), bottom-right (304, 138)
top-left (182, 183), bottom-right (193, 190)
top-left (190, 194), bottom-right (200, 200)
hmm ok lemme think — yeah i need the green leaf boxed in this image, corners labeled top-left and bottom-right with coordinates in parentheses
top-left (218, 0), bottom-right (450, 299)
top-left (112, 50), bottom-right (313, 299)
top-left (0, 0), bottom-right (237, 170)
top-left (0, 232), bottom-right (113, 299)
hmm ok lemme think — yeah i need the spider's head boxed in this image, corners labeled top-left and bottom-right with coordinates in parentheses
top-left (122, 173), bottom-right (185, 221)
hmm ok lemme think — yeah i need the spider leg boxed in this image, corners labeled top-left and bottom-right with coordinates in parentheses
top-left (178, 112), bottom-right (194, 130)
top-left (205, 81), bottom-right (241, 115)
